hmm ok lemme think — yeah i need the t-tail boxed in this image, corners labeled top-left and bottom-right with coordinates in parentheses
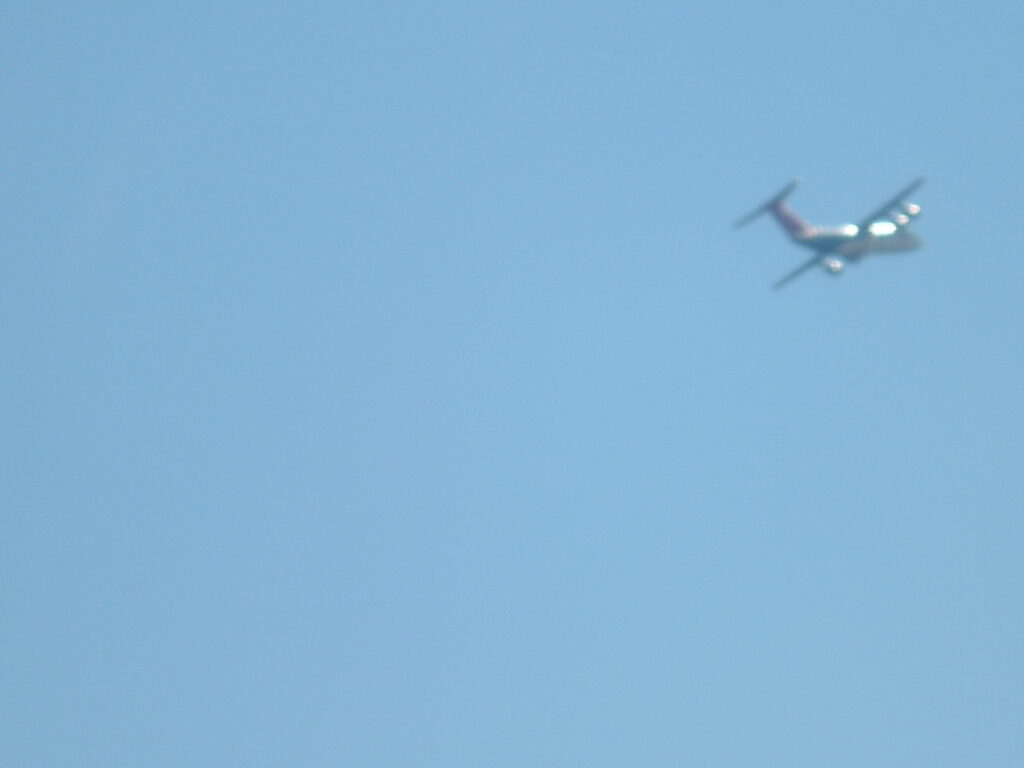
top-left (733, 179), bottom-right (813, 238)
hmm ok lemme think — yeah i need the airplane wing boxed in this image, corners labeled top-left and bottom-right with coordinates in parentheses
top-left (772, 250), bottom-right (831, 290)
top-left (854, 177), bottom-right (924, 232)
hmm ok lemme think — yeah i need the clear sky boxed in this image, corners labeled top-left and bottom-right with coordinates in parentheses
top-left (4, 2), bottom-right (1023, 766)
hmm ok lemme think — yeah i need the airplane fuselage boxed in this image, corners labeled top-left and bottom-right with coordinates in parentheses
top-left (793, 223), bottom-right (922, 260)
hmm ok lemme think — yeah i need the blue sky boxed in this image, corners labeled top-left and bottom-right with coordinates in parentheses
top-left (4, 2), bottom-right (1023, 766)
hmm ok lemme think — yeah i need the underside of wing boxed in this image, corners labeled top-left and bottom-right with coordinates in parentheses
top-left (772, 251), bottom-right (830, 290)
top-left (855, 177), bottom-right (924, 232)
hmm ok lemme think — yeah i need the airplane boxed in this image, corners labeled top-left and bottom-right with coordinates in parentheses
top-left (734, 178), bottom-right (924, 289)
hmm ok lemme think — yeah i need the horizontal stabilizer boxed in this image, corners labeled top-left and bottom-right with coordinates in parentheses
top-left (734, 179), bottom-right (800, 229)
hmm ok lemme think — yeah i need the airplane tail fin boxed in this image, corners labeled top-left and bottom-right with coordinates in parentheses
top-left (733, 179), bottom-right (811, 237)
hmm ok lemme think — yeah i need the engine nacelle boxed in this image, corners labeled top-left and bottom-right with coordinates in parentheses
top-left (890, 202), bottom-right (922, 226)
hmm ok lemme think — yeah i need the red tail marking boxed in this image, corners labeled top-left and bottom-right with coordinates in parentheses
top-left (768, 202), bottom-right (813, 238)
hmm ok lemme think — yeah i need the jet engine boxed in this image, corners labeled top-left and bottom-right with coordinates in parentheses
top-left (890, 202), bottom-right (922, 226)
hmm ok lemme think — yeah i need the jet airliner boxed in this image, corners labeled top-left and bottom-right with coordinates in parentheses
top-left (734, 178), bottom-right (924, 289)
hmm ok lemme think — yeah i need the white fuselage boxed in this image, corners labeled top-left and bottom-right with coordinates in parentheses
top-left (794, 222), bottom-right (921, 260)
